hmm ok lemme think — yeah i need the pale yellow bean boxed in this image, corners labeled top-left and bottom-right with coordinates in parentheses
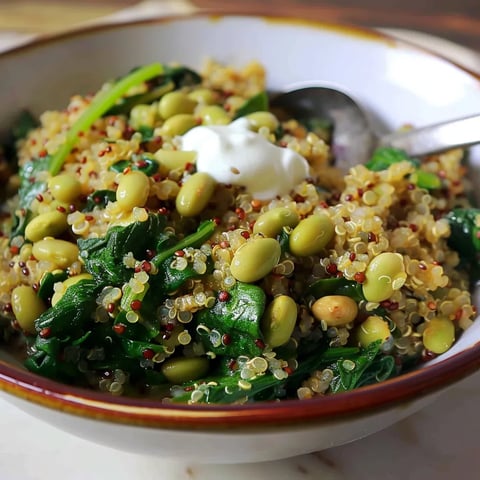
top-left (311, 295), bottom-right (358, 327)
top-left (188, 88), bottom-right (219, 105)
top-left (161, 113), bottom-right (197, 137)
top-left (158, 91), bottom-right (197, 119)
top-left (129, 104), bottom-right (157, 129)
top-left (356, 315), bottom-right (391, 348)
top-left (230, 238), bottom-right (281, 283)
top-left (154, 149), bottom-right (196, 175)
top-left (246, 111), bottom-right (280, 132)
top-left (253, 207), bottom-right (299, 238)
top-left (51, 273), bottom-right (93, 306)
top-left (261, 295), bottom-right (298, 347)
top-left (197, 105), bottom-right (231, 125)
top-left (161, 356), bottom-right (210, 384)
top-left (176, 172), bottom-right (216, 217)
top-left (116, 170), bottom-right (150, 211)
top-left (289, 214), bottom-right (334, 257)
top-left (32, 238), bottom-right (80, 269)
top-left (362, 252), bottom-right (407, 303)
top-left (47, 173), bottom-right (81, 203)
top-left (25, 210), bottom-right (68, 242)
top-left (11, 285), bottom-right (47, 334)
top-left (423, 316), bottom-right (455, 354)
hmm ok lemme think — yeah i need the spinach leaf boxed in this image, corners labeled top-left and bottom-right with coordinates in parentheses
top-left (12, 110), bottom-right (39, 141)
top-left (83, 189), bottom-right (117, 211)
top-left (1, 110), bottom-right (39, 167)
top-left (155, 256), bottom-right (213, 294)
top-left (365, 147), bottom-right (419, 171)
top-left (17, 156), bottom-right (50, 210)
top-left (110, 153), bottom-right (159, 176)
top-left (35, 279), bottom-right (100, 338)
top-left (445, 208), bottom-right (480, 281)
top-left (9, 155), bottom-right (51, 242)
top-left (37, 270), bottom-right (68, 301)
top-left (233, 91), bottom-right (269, 119)
top-left (79, 213), bottom-right (166, 284)
top-left (194, 282), bottom-right (266, 357)
top-left (366, 147), bottom-right (442, 190)
top-left (172, 346), bottom-right (361, 404)
top-left (24, 348), bottom-right (80, 383)
top-left (329, 341), bottom-right (395, 393)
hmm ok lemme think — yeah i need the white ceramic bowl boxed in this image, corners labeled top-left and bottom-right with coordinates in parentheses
top-left (1, 14), bottom-right (480, 464)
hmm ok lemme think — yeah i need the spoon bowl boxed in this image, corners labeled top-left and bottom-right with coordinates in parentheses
top-left (272, 86), bottom-right (480, 168)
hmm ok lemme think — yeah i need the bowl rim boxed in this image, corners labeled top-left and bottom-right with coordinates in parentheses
top-left (1, 12), bottom-right (480, 431)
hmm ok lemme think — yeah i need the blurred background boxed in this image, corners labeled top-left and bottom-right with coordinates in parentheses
top-left (1, 0), bottom-right (479, 50)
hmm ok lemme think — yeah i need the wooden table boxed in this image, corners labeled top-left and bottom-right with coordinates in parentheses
top-left (2, 0), bottom-right (479, 51)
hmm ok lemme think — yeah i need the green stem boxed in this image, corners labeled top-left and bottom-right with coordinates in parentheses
top-left (152, 220), bottom-right (216, 267)
top-left (49, 62), bottom-right (164, 175)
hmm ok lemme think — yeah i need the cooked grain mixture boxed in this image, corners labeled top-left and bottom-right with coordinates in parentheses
top-left (0, 60), bottom-right (478, 404)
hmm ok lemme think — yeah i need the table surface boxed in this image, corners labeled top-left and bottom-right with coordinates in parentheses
top-left (1, 2), bottom-right (480, 479)
top-left (1, 0), bottom-right (480, 51)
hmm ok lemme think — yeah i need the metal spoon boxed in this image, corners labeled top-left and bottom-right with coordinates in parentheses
top-left (271, 86), bottom-right (480, 170)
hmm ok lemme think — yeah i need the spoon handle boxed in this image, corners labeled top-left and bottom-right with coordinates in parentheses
top-left (379, 114), bottom-right (480, 156)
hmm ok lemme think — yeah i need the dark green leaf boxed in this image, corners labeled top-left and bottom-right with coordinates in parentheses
top-left (37, 270), bottom-right (68, 301)
top-left (109, 153), bottom-right (159, 176)
top-left (35, 279), bottom-right (100, 338)
top-left (79, 213), bottom-right (166, 284)
top-left (365, 147), bottom-right (419, 171)
top-left (329, 341), bottom-right (387, 393)
top-left (12, 110), bottom-right (39, 141)
top-left (17, 156), bottom-right (50, 210)
top-left (446, 208), bottom-right (480, 281)
top-left (155, 256), bottom-right (213, 294)
top-left (194, 282), bottom-right (266, 357)
top-left (120, 337), bottom-right (164, 359)
top-left (233, 91), bottom-right (269, 119)
top-left (83, 189), bottom-right (117, 211)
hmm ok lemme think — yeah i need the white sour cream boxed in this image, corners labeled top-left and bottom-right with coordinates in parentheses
top-left (180, 118), bottom-right (310, 200)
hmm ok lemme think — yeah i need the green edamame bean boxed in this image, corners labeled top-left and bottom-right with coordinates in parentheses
top-left (129, 104), bottom-right (157, 129)
top-left (230, 237), bottom-right (281, 283)
top-left (32, 238), bottom-right (80, 269)
top-left (47, 173), bottom-right (82, 203)
top-left (154, 149), bottom-right (196, 175)
top-left (11, 285), bottom-right (47, 334)
top-left (311, 295), bottom-right (358, 326)
top-left (116, 170), bottom-right (150, 211)
top-left (176, 172), bottom-right (216, 217)
top-left (197, 105), bottom-right (231, 125)
top-left (362, 252), bottom-right (406, 303)
top-left (356, 315), bottom-right (391, 348)
top-left (158, 91), bottom-right (197, 119)
top-left (289, 214), bottom-right (334, 257)
top-left (25, 210), bottom-right (68, 242)
top-left (261, 295), bottom-right (298, 347)
top-left (51, 273), bottom-right (93, 306)
top-left (253, 207), bottom-right (299, 238)
top-left (161, 356), bottom-right (210, 384)
top-left (246, 111), bottom-right (280, 132)
top-left (423, 316), bottom-right (455, 354)
top-left (187, 88), bottom-right (218, 105)
top-left (161, 113), bottom-right (197, 137)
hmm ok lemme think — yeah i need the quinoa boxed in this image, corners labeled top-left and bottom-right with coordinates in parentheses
top-left (0, 60), bottom-right (477, 403)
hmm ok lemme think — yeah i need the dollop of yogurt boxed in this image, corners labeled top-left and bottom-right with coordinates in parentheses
top-left (180, 118), bottom-right (310, 200)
